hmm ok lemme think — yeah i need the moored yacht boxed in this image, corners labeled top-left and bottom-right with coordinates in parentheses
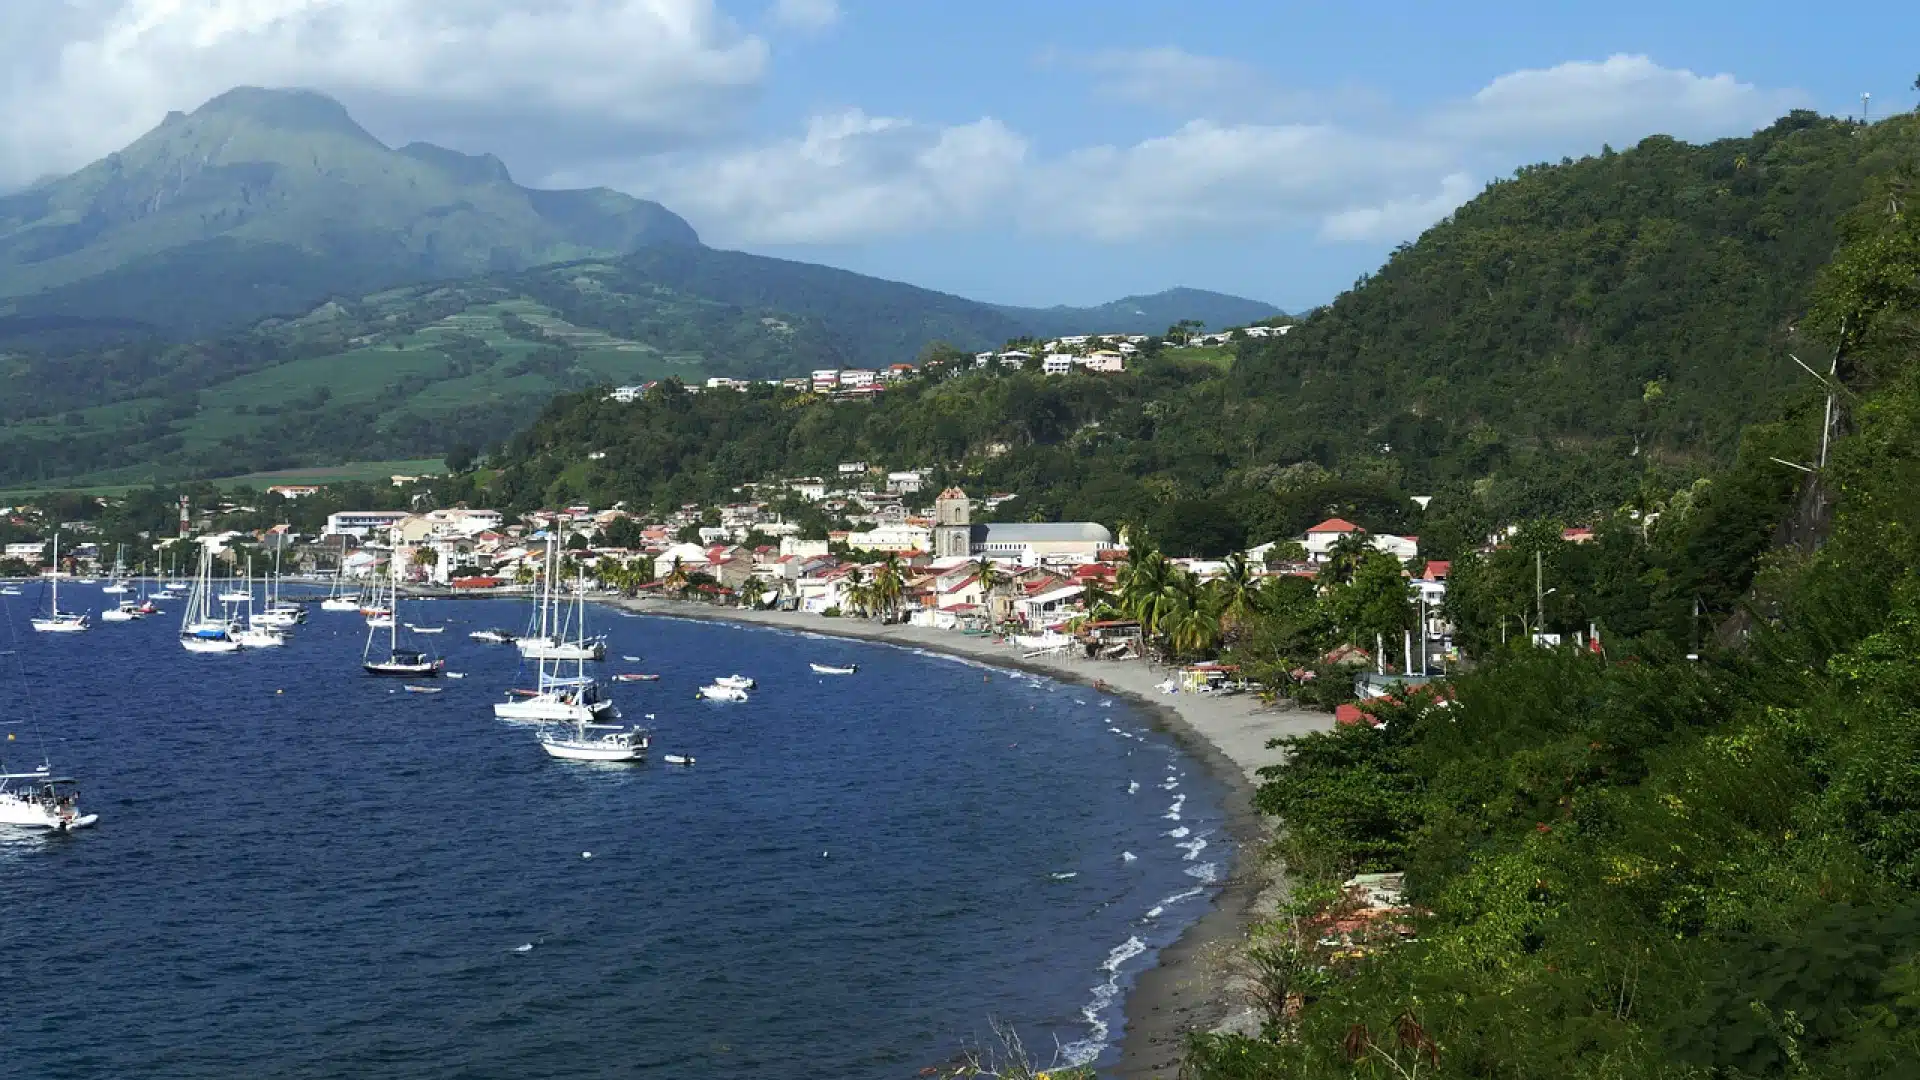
top-left (0, 768), bottom-right (97, 831)
top-left (31, 535), bottom-right (89, 633)
top-left (538, 720), bottom-right (648, 762)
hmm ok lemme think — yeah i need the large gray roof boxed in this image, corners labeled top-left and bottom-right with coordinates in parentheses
top-left (972, 522), bottom-right (1112, 543)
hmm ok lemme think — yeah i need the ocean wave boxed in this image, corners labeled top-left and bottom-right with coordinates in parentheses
top-left (1166, 826), bottom-right (1190, 839)
top-left (1163, 793), bottom-right (1186, 821)
top-left (1177, 837), bottom-right (1209, 861)
top-left (1185, 862), bottom-right (1220, 883)
top-left (1061, 935), bottom-right (1148, 1066)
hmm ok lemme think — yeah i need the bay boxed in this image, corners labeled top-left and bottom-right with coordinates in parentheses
top-left (2, 596), bottom-right (1226, 1078)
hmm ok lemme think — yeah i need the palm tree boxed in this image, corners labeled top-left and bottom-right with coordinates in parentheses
top-left (1166, 570), bottom-right (1221, 658)
top-left (972, 555), bottom-right (1003, 626)
top-left (662, 555), bottom-right (689, 596)
top-left (1320, 532), bottom-right (1374, 587)
top-left (872, 554), bottom-right (905, 620)
top-left (1118, 545), bottom-right (1176, 640)
top-left (843, 566), bottom-right (871, 617)
top-left (1213, 552), bottom-right (1263, 641)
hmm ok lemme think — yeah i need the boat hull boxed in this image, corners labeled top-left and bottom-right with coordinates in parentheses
top-left (319, 598), bottom-right (361, 612)
top-left (364, 661), bottom-right (443, 678)
top-left (494, 696), bottom-right (616, 723)
top-left (539, 739), bottom-right (644, 762)
top-left (180, 636), bottom-right (243, 653)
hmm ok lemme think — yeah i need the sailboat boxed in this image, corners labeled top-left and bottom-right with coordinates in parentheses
top-left (364, 554), bottom-right (441, 677)
top-left (31, 535), bottom-right (89, 633)
top-left (101, 545), bottom-right (129, 594)
top-left (516, 545), bottom-right (607, 661)
top-left (496, 554), bottom-right (616, 723)
top-left (320, 536), bottom-right (361, 612)
top-left (538, 720), bottom-right (649, 762)
top-left (232, 558), bottom-right (287, 648)
top-left (179, 545), bottom-right (242, 653)
top-left (254, 545), bottom-right (305, 629)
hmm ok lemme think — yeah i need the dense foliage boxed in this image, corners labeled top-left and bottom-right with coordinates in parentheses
top-left (1183, 139), bottom-right (1920, 1080)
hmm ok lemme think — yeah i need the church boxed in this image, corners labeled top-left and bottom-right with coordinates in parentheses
top-left (932, 487), bottom-right (1115, 562)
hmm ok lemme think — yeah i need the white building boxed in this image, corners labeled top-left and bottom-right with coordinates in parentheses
top-left (838, 370), bottom-right (877, 388)
top-left (607, 385), bottom-right (646, 402)
top-left (844, 523), bottom-right (932, 554)
top-left (1085, 351), bottom-right (1125, 373)
top-left (886, 470), bottom-right (927, 494)
top-left (1042, 354), bottom-right (1075, 375)
top-left (811, 369), bottom-right (841, 393)
top-left (325, 511), bottom-right (412, 540)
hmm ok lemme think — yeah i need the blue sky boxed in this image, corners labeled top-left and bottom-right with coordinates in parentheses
top-left (4, 0), bottom-right (1913, 310)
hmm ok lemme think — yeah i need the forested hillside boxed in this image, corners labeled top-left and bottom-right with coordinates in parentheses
top-left (1183, 118), bottom-right (1920, 1080)
top-left (473, 112), bottom-right (1913, 561)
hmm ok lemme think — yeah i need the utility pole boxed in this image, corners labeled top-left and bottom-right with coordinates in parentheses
top-left (1534, 548), bottom-right (1544, 644)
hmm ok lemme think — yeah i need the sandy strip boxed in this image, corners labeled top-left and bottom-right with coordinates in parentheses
top-left (601, 598), bottom-right (1331, 1077)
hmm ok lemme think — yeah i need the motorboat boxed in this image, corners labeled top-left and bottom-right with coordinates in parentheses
top-left (662, 754), bottom-right (695, 766)
top-left (613, 673), bottom-right (659, 683)
top-left (697, 683), bottom-right (749, 702)
top-left (0, 768), bottom-right (97, 831)
top-left (714, 674), bottom-right (756, 690)
top-left (406, 624), bottom-right (445, 635)
top-left (470, 628), bottom-right (515, 644)
top-left (538, 721), bottom-right (648, 762)
top-left (810, 663), bottom-right (858, 675)
top-left (100, 600), bottom-right (144, 623)
top-left (404, 685), bottom-right (443, 695)
top-left (30, 535), bottom-right (89, 633)
top-left (320, 596), bottom-right (361, 612)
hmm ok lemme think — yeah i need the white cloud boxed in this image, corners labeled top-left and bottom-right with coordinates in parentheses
top-left (597, 110), bottom-right (1028, 244)
top-left (1440, 54), bottom-right (1800, 146)
top-left (1319, 173), bottom-right (1478, 243)
top-left (1043, 47), bottom-right (1265, 111)
top-left (0, 0), bottom-right (770, 188)
top-left (769, 0), bottom-right (841, 31)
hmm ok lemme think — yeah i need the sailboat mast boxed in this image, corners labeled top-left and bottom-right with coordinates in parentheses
top-left (50, 533), bottom-right (59, 612)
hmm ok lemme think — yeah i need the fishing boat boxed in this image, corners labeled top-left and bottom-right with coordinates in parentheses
top-left (714, 674), bottom-right (756, 690)
top-left (179, 545), bottom-right (243, 653)
top-left (470, 628), bottom-right (515, 644)
top-left (0, 767), bottom-right (97, 831)
top-left (363, 556), bottom-right (442, 678)
top-left (696, 683), bottom-right (749, 702)
top-left (809, 663), bottom-right (858, 675)
top-left (31, 535), bottom-right (89, 633)
top-left (612, 673), bottom-right (659, 683)
top-left (538, 720), bottom-right (648, 762)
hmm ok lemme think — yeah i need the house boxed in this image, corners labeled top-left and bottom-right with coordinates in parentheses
top-left (996, 350), bottom-right (1032, 367)
top-left (325, 511), bottom-right (411, 540)
top-left (884, 363), bottom-right (916, 381)
top-left (1085, 350), bottom-right (1125, 373)
top-left (705, 376), bottom-right (749, 391)
top-left (837, 461), bottom-right (868, 476)
top-left (1299, 519), bottom-right (1418, 564)
top-left (267, 485), bottom-right (320, 499)
top-left (4, 541), bottom-right (43, 561)
top-left (838, 370), bottom-right (877, 388)
top-left (607, 385), bottom-right (646, 402)
top-left (786, 477), bottom-right (828, 501)
top-left (811, 369), bottom-right (841, 393)
top-left (845, 523), bottom-right (932, 554)
top-left (1042, 353), bottom-right (1075, 375)
top-left (1563, 526), bottom-right (1596, 544)
top-left (1016, 584), bottom-right (1085, 627)
top-left (886, 470), bottom-right (927, 495)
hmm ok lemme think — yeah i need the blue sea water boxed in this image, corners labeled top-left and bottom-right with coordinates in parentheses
top-left (2, 595), bottom-right (1226, 1079)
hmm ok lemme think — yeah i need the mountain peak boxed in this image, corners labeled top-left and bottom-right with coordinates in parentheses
top-left (190, 86), bottom-right (375, 141)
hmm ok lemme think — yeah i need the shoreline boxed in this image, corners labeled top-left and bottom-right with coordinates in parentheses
top-left (601, 597), bottom-right (1331, 1078)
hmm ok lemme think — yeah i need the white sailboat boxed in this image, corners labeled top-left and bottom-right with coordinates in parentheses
top-left (516, 542), bottom-right (606, 660)
top-left (364, 554), bottom-right (441, 677)
top-left (101, 545), bottom-right (129, 594)
top-left (232, 559), bottom-right (286, 649)
top-left (254, 545), bottom-right (306, 629)
top-left (496, 555), bottom-right (616, 722)
top-left (538, 720), bottom-right (648, 762)
top-left (0, 766), bottom-right (97, 830)
top-left (31, 535), bottom-right (89, 633)
top-left (320, 536), bottom-right (361, 612)
top-left (179, 545), bottom-right (242, 653)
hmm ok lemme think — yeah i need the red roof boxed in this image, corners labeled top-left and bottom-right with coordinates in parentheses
top-left (1307, 518), bottom-right (1362, 535)
top-left (1335, 703), bottom-right (1376, 727)
top-left (1072, 563), bottom-right (1116, 580)
top-left (1423, 560), bottom-right (1450, 580)
top-left (941, 575), bottom-right (979, 594)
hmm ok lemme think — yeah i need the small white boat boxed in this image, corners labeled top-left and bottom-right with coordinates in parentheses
top-left (623, 655), bottom-right (643, 662)
top-left (539, 721), bottom-right (648, 762)
top-left (613, 673), bottom-right (659, 683)
top-left (100, 601), bottom-right (144, 623)
top-left (714, 674), bottom-right (756, 690)
top-left (218, 589), bottom-right (252, 604)
top-left (319, 596), bottom-right (361, 612)
top-left (404, 685), bottom-right (443, 695)
top-left (366, 613), bottom-right (394, 629)
top-left (697, 683), bottom-right (749, 703)
top-left (470, 628), bottom-right (515, 644)
top-left (446, 672), bottom-right (466, 680)
top-left (407, 624), bottom-right (445, 635)
top-left (100, 583), bottom-right (128, 595)
top-left (809, 663), bottom-right (858, 675)
top-left (0, 768), bottom-right (97, 831)
top-left (233, 625), bottom-right (287, 649)
top-left (0, 586), bottom-right (20, 596)
top-left (662, 754), bottom-right (695, 766)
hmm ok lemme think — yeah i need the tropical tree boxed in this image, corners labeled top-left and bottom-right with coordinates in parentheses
top-left (972, 555), bottom-right (1004, 626)
top-left (1165, 570), bottom-right (1221, 657)
top-left (1318, 532), bottom-right (1375, 587)
top-left (843, 566), bottom-right (871, 617)
top-left (662, 555), bottom-right (689, 596)
top-left (1117, 544), bottom-right (1177, 641)
top-left (1213, 551), bottom-right (1265, 641)
top-left (871, 553), bottom-right (905, 619)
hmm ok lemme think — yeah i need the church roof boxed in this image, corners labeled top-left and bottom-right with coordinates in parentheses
top-left (972, 522), bottom-right (1113, 543)
top-left (937, 487), bottom-right (969, 500)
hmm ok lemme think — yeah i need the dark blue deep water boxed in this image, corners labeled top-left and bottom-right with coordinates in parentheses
top-left (2, 595), bottom-right (1226, 1079)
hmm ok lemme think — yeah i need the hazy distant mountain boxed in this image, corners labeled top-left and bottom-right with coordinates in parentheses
top-left (0, 87), bottom-right (698, 337)
top-left (995, 287), bottom-right (1284, 338)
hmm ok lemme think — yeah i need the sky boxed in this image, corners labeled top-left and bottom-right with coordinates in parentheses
top-left (1, 0), bottom-right (1912, 310)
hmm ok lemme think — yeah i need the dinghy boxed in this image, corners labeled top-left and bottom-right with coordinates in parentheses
top-left (662, 754), bottom-right (695, 766)
top-left (714, 674), bottom-right (756, 690)
top-left (809, 663), bottom-right (858, 675)
top-left (697, 683), bottom-right (749, 702)
top-left (404, 685), bottom-right (443, 695)
top-left (407, 624), bottom-right (446, 635)
top-left (613, 673), bottom-right (659, 683)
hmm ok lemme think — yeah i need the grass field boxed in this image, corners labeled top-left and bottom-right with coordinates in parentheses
top-left (0, 458), bottom-right (447, 499)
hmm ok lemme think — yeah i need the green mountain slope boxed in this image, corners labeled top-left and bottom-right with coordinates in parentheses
top-left (473, 112), bottom-right (1910, 548)
top-left (0, 87), bottom-right (697, 337)
top-left (995, 286), bottom-right (1284, 338)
